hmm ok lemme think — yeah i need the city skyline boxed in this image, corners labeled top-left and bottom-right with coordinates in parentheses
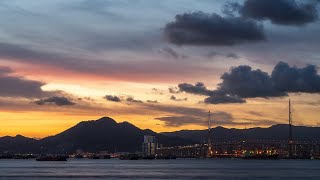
top-left (1, 0), bottom-right (320, 138)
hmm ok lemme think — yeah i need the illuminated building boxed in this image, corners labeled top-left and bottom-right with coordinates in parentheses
top-left (142, 135), bottom-right (157, 156)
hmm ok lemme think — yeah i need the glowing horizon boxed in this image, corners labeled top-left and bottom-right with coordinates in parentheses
top-left (0, 0), bottom-right (320, 138)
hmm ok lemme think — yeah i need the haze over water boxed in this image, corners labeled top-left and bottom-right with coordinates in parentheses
top-left (0, 159), bottom-right (320, 179)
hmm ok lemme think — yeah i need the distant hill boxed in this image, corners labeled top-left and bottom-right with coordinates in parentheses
top-left (0, 135), bottom-right (39, 153)
top-left (39, 117), bottom-right (193, 153)
top-left (161, 124), bottom-right (320, 143)
top-left (0, 117), bottom-right (192, 154)
top-left (1, 117), bottom-right (320, 154)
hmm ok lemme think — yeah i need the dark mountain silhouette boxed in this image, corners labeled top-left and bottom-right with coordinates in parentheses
top-left (161, 124), bottom-right (320, 143)
top-left (0, 117), bottom-right (192, 154)
top-left (1, 117), bottom-right (320, 154)
top-left (40, 117), bottom-right (193, 153)
top-left (0, 135), bottom-right (39, 153)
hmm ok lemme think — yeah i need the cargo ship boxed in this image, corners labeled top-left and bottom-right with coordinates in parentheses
top-left (36, 155), bottom-right (68, 161)
top-left (119, 154), bottom-right (139, 160)
top-left (242, 152), bottom-right (279, 160)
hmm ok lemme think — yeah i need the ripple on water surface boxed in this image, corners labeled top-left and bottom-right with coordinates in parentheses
top-left (0, 159), bottom-right (320, 179)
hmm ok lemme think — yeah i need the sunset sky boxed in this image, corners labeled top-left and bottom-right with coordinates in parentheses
top-left (1, 0), bottom-right (320, 138)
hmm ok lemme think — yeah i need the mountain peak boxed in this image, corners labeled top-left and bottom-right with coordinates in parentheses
top-left (270, 124), bottom-right (289, 128)
top-left (89, 117), bottom-right (118, 127)
top-left (15, 135), bottom-right (25, 138)
top-left (97, 116), bottom-right (117, 123)
top-left (73, 117), bottom-right (117, 129)
top-left (119, 121), bottom-right (138, 128)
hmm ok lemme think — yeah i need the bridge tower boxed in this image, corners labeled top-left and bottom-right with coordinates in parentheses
top-left (207, 111), bottom-right (213, 157)
top-left (288, 99), bottom-right (293, 158)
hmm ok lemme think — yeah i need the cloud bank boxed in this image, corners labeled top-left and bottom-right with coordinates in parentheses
top-left (104, 95), bottom-right (122, 102)
top-left (0, 66), bottom-right (47, 98)
top-left (178, 82), bottom-right (212, 96)
top-left (155, 111), bottom-right (274, 127)
top-left (104, 95), bottom-right (144, 103)
top-left (178, 61), bottom-right (320, 104)
top-left (0, 66), bottom-right (78, 107)
top-left (170, 95), bottom-right (187, 102)
top-left (35, 96), bottom-right (75, 106)
top-left (164, 11), bottom-right (265, 46)
top-left (240, 0), bottom-right (319, 26)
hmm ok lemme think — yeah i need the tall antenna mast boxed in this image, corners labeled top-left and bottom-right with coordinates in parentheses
top-left (288, 99), bottom-right (293, 158)
top-left (207, 111), bottom-right (212, 157)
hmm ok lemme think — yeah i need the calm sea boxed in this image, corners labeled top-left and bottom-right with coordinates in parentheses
top-left (0, 159), bottom-right (319, 179)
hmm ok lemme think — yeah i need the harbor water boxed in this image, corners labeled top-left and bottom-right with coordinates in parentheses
top-left (0, 158), bottom-right (320, 179)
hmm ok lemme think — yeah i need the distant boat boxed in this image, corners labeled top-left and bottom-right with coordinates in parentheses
top-left (36, 155), bottom-right (68, 161)
top-left (242, 153), bottom-right (279, 160)
top-left (88, 155), bottom-right (100, 159)
top-left (74, 154), bottom-right (84, 158)
top-left (102, 155), bottom-right (111, 159)
top-left (156, 155), bottom-right (177, 159)
top-left (142, 155), bottom-right (155, 160)
top-left (119, 154), bottom-right (139, 160)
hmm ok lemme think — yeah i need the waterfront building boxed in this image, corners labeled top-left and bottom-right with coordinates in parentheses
top-left (142, 135), bottom-right (157, 156)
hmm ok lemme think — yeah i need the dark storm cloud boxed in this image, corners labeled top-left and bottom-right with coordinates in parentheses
top-left (170, 95), bottom-right (187, 102)
top-left (104, 95), bottom-right (122, 102)
top-left (35, 96), bottom-right (75, 106)
top-left (0, 66), bottom-right (79, 107)
top-left (240, 0), bottom-right (319, 25)
top-left (156, 110), bottom-right (279, 127)
top-left (179, 62), bottom-right (320, 104)
top-left (0, 66), bottom-right (49, 98)
top-left (126, 97), bottom-right (143, 103)
top-left (168, 87), bottom-right (180, 94)
top-left (271, 61), bottom-right (320, 93)
top-left (155, 111), bottom-right (234, 127)
top-left (0, 76), bottom-right (46, 98)
top-left (164, 11), bottom-right (265, 46)
top-left (222, 1), bottom-right (242, 17)
top-left (146, 100), bottom-right (158, 104)
top-left (218, 65), bottom-right (286, 98)
top-left (142, 102), bottom-right (276, 126)
top-left (103, 95), bottom-right (144, 103)
top-left (155, 116), bottom-right (203, 127)
top-left (178, 82), bottom-right (212, 96)
top-left (204, 94), bottom-right (245, 104)
top-left (177, 82), bottom-right (246, 104)
top-left (144, 102), bottom-right (227, 126)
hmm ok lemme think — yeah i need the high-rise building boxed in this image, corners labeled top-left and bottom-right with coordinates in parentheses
top-left (142, 135), bottom-right (157, 156)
